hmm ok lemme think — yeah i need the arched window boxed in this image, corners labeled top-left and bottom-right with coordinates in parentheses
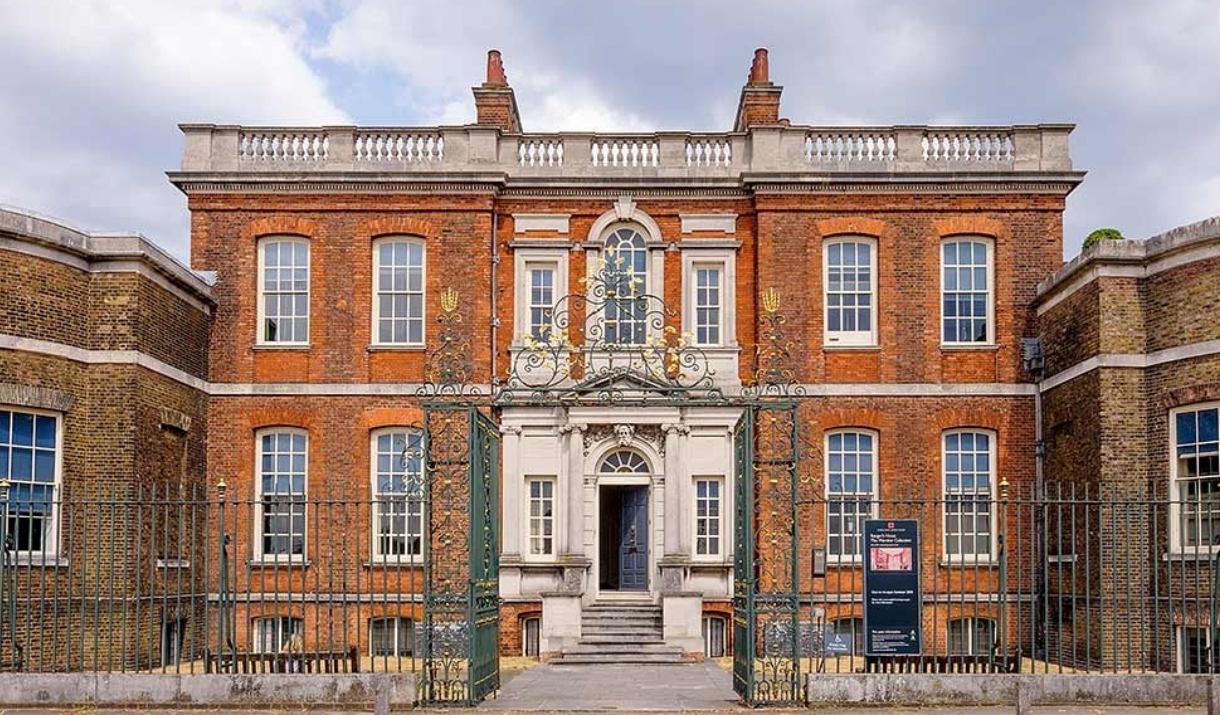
top-left (943, 429), bottom-right (996, 561)
top-left (257, 237), bottom-right (310, 345)
top-left (371, 428), bottom-right (424, 558)
top-left (948, 617), bottom-right (995, 656)
top-left (824, 237), bottom-right (877, 346)
top-left (599, 450), bottom-right (649, 474)
top-left (941, 237), bottom-right (993, 344)
top-left (372, 237), bottom-right (426, 345)
top-left (370, 617), bottom-right (414, 657)
top-left (255, 428), bottom-right (307, 559)
top-left (603, 227), bottom-right (649, 345)
top-left (252, 616), bottom-right (303, 653)
top-left (826, 430), bottom-right (878, 561)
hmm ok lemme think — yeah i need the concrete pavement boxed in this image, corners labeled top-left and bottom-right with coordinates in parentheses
top-left (0, 706), bottom-right (1208, 714)
top-left (481, 660), bottom-right (738, 711)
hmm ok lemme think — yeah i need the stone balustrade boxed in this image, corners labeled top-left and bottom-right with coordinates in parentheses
top-left (180, 123), bottom-right (1074, 176)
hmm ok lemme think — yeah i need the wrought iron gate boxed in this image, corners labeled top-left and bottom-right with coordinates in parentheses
top-left (420, 404), bottom-right (501, 705)
top-left (732, 401), bottom-right (805, 707)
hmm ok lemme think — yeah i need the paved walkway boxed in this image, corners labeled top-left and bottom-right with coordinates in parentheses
top-left (0, 697), bottom-right (1205, 707)
top-left (481, 661), bottom-right (740, 711)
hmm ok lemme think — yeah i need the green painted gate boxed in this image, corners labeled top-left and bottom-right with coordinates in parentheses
top-left (420, 404), bottom-right (500, 706)
top-left (732, 402), bottom-right (805, 707)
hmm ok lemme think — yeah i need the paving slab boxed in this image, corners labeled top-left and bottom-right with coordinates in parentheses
top-left (479, 661), bottom-right (740, 711)
top-left (0, 706), bottom-right (1208, 715)
top-left (0, 697), bottom-right (1205, 707)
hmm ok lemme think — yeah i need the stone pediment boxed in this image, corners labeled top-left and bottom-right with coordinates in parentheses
top-left (570, 367), bottom-right (683, 396)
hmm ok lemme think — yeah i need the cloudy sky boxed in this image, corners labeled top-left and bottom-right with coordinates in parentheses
top-left (1, 0), bottom-right (1217, 260)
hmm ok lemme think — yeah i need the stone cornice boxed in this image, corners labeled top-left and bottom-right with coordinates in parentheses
top-left (0, 205), bottom-right (214, 306)
top-left (169, 175), bottom-right (504, 195)
top-left (168, 174), bottom-right (1083, 198)
top-left (749, 176), bottom-right (1083, 195)
top-left (1036, 215), bottom-right (1220, 312)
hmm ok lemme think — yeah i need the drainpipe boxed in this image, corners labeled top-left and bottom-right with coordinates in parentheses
top-left (1024, 336), bottom-right (1047, 662)
top-left (1022, 337), bottom-right (1047, 497)
top-left (490, 206), bottom-right (500, 397)
top-left (1034, 382), bottom-right (1045, 497)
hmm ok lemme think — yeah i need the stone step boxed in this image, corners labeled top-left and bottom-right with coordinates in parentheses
top-left (578, 619), bottom-right (663, 629)
top-left (563, 643), bottom-right (683, 655)
top-left (577, 635), bottom-right (666, 645)
top-left (549, 652), bottom-right (695, 665)
top-left (586, 602), bottom-right (659, 609)
top-left (581, 615), bottom-right (662, 625)
top-left (585, 602), bottom-right (659, 609)
top-left (580, 634), bottom-right (665, 643)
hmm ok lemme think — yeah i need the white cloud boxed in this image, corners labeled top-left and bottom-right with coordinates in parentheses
top-left (1078, 0), bottom-right (1220, 112)
top-left (1, 0), bottom-right (1217, 263)
top-left (0, 0), bottom-right (348, 257)
top-left (316, 0), bottom-right (950, 132)
top-left (1057, 0), bottom-right (1220, 248)
top-left (317, 0), bottom-right (655, 131)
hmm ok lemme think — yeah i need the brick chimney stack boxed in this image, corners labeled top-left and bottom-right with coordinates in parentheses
top-left (473, 49), bottom-right (522, 132)
top-left (733, 48), bottom-right (783, 131)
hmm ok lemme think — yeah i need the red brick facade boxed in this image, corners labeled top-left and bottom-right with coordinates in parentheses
top-left (37, 48), bottom-right (1220, 674)
top-left (174, 50), bottom-right (1075, 660)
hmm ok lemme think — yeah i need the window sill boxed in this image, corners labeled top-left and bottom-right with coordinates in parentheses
top-left (248, 558), bottom-right (311, 568)
top-left (1164, 551), bottom-right (1220, 562)
top-left (940, 559), bottom-right (999, 568)
top-left (690, 558), bottom-right (731, 568)
top-left (363, 560), bottom-right (424, 569)
top-left (252, 344), bottom-right (311, 351)
top-left (823, 344), bottom-right (881, 352)
top-left (940, 344), bottom-right (1000, 352)
top-left (10, 553), bottom-right (68, 568)
top-left (827, 559), bottom-right (864, 569)
top-left (521, 558), bottom-right (560, 567)
top-left (367, 344), bottom-right (425, 352)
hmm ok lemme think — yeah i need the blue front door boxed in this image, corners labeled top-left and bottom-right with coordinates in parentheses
top-left (618, 486), bottom-right (649, 591)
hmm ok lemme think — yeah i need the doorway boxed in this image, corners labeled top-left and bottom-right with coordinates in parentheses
top-left (598, 485), bottom-right (649, 591)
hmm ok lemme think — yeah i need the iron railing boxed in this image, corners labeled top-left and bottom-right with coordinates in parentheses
top-left (2, 481), bottom-right (1219, 678)
top-left (0, 484), bottom-right (425, 674)
top-left (789, 483), bottom-right (1220, 676)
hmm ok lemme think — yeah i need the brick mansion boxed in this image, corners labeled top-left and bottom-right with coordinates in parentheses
top-left (0, 48), bottom-right (1218, 680)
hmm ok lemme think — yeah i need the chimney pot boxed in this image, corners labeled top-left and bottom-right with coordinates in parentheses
top-left (734, 48), bottom-right (782, 131)
top-left (486, 49), bottom-right (508, 87)
top-left (473, 48), bottom-right (522, 131)
top-left (749, 48), bottom-right (770, 84)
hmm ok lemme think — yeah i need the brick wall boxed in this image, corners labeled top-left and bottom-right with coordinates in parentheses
top-left (188, 196), bottom-right (494, 385)
top-left (1037, 224), bottom-right (1220, 671)
top-left (186, 186), bottom-right (1062, 661)
top-left (0, 231), bottom-right (211, 671)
